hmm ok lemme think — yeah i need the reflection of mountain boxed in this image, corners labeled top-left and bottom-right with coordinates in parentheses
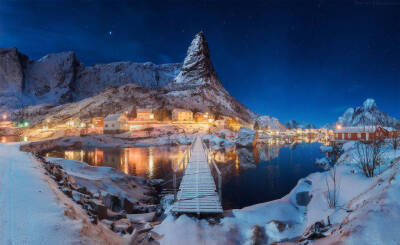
top-left (257, 144), bottom-right (281, 162)
top-left (237, 148), bottom-right (257, 169)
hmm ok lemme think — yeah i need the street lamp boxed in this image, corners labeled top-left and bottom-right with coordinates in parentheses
top-left (2, 114), bottom-right (7, 120)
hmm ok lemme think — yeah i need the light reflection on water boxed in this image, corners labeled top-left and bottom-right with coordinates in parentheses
top-left (47, 141), bottom-right (325, 209)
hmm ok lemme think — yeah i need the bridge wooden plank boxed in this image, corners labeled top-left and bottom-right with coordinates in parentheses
top-left (172, 136), bottom-right (223, 215)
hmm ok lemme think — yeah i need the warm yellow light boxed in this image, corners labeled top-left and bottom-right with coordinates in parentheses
top-left (150, 114), bottom-right (154, 119)
top-left (336, 124), bottom-right (342, 130)
top-left (2, 114), bottom-right (7, 120)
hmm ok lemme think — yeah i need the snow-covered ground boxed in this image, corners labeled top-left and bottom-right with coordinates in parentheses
top-left (0, 143), bottom-right (83, 244)
top-left (0, 143), bottom-right (126, 245)
top-left (154, 141), bottom-right (400, 245)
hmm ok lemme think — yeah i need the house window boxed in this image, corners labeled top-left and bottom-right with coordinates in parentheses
top-left (105, 124), bottom-right (108, 128)
top-left (112, 124), bottom-right (114, 127)
top-left (357, 133), bottom-right (361, 139)
top-left (348, 133), bottom-right (351, 139)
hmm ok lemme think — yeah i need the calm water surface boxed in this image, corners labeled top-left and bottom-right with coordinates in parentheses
top-left (47, 142), bottom-right (324, 209)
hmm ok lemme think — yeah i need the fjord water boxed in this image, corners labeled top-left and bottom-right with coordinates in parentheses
top-left (47, 142), bottom-right (324, 209)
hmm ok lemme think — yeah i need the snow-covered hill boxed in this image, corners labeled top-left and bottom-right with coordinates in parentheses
top-left (255, 115), bottom-right (286, 130)
top-left (336, 98), bottom-right (400, 129)
top-left (14, 32), bottom-right (256, 125)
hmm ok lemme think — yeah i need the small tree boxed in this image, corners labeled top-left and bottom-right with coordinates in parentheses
top-left (144, 127), bottom-right (154, 137)
top-left (254, 121), bottom-right (260, 130)
top-left (355, 140), bottom-right (384, 177)
top-left (325, 165), bottom-right (340, 208)
top-left (390, 135), bottom-right (400, 151)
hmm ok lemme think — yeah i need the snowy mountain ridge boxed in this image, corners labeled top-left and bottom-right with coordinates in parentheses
top-left (13, 32), bottom-right (257, 125)
top-left (336, 98), bottom-right (400, 129)
top-left (0, 48), bottom-right (181, 111)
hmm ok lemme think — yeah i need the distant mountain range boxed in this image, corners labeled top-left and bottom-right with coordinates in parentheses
top-left (285, 120), bottom-right (316, 129)
top-left (336, 98), bottom-right (400, 129)
top-left (7, 32), bottom-right (258, 126)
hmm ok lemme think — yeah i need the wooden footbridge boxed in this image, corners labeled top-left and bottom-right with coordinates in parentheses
top-left (171, 136), bottom-right (223, 215)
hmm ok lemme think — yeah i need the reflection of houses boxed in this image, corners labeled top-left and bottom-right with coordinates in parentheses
top-left (334, 126), bottom-right (395, 141)
top-left (103, 113), bottom-right (128, 134)
top-left (136, 108), bottom-right (154, 121)
top-left (172, 109), bottom-right (193, 121)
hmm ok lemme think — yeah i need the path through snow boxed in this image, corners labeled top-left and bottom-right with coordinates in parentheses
top-left (0, 143), bottom-right (83, 245)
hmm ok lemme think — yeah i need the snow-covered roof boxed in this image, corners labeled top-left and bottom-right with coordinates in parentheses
top-left (172, 108), bottom-right (192, 113)
top-left (136, 108), bottom-right (153, 113)
top-left (335, 126), bottom-right (395, 133)
top-left (104, 113), bottom-right (122, 121)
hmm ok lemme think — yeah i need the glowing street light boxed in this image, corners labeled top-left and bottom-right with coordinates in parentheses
top-left (336, 124), bottom-right (342, 130)
top-left (2, 114), bottom-right (7, 120)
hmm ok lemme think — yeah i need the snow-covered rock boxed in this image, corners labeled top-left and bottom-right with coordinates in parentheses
top-left (255, 115), bottom-right (286, 130)
top-left (235, 127), bottom-right (257, 148)
top-left (336, 98), bottom-right (400, 129)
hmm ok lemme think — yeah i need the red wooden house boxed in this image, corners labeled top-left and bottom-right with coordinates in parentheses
top-left (334, 126), bottom-right (396, 141)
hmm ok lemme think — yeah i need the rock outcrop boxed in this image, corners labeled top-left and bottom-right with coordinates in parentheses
top-left (255, 115), bottom-right (286, 130)
top-left (235, 127), bottom-right (257, 148)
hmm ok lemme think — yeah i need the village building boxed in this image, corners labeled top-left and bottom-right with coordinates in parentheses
top-left (135, 108), bottom-right (154, 121)
top-left (334, 126), bottom-right (396, 141)
top-left (172, 109), bottom-right (193, 121)
top-left (194, 112), bottom-right (213, 123)
top-left (66, 118), bottom-right (81, 128)
top-left (0, 120), bottom-right (13, 128)
top-left (103, 113), bottom-right (128, 134)
top-left (92, 117), bottom-right (104, 127)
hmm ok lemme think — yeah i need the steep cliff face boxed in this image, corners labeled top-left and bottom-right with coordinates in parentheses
top-left (0, 48), bottom-right (25, 93)
top-left (74, 62), bottom-right (180, 100)
top-left (24, 51), bottom-right (78, 105)
top-left (336, 98), bottom-right (400, 128)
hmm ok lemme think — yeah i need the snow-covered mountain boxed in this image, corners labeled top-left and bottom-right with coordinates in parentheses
top-left (13, 32), bottom-right (257, 125)
top-left (285, 120), bottom-right (316, 129)
top-left (0, 48), bottom-right (181, 111)
top-left (336, 98), bottom-right (400, 129)
top-left (255, 115), bottom-right (286, 131)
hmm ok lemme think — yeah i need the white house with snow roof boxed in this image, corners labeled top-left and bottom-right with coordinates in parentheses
top-left (103, 113), bottom-right (128, 134)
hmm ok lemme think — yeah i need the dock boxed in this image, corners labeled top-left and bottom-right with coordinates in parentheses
top-left (171, 136), bottom-right (223, 215)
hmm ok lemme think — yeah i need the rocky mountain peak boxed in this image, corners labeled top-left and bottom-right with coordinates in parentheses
top-left (336, 98), bottom-right (400, 128)
top-left (362, 98), bottom-right (377, 110)
top-left (171, 32), bottom-right (220, 88)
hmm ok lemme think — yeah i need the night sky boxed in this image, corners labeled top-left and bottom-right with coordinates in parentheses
top-left (1, 0), bottom-right (399, 126)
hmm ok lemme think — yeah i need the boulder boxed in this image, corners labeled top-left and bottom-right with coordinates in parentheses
top-left (235, 127), bottom-right (257, 148)
top-left (296, 191), bottom-right (312, 206)
top-left (127, 212), bottom-right (156, 224)
top-left (111, 218), bottom-right (133, 234)
top-left (89, 199), bottom-right (108, 220)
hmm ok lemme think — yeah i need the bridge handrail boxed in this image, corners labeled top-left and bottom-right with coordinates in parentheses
top-left (173, 136), bottom-right (196, 173)
top-left (201, 138), bottom-right (222, 201)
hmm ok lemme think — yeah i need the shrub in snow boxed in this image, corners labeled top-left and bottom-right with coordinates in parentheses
top-left (355, 140), bottom-right (385, 177)
top-left (325, 166), bottom-right (340, 208)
